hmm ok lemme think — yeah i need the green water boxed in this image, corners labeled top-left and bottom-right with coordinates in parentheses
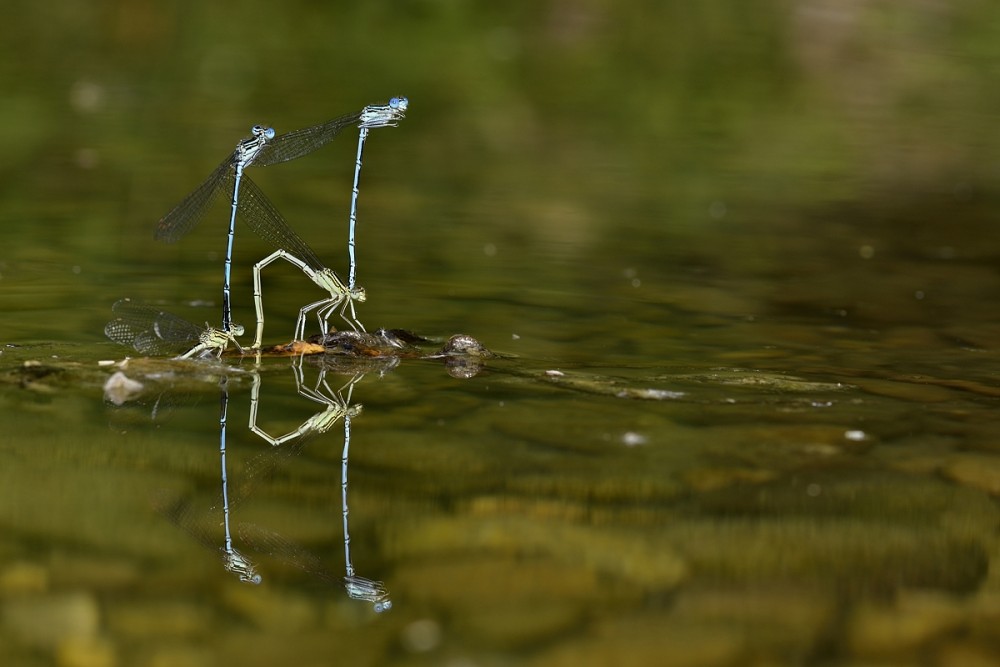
top-left (4, 2), bottom-right (1000, 665)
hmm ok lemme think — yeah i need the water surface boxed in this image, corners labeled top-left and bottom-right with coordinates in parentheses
top-left (3, 2), bottom-right (1000, 666)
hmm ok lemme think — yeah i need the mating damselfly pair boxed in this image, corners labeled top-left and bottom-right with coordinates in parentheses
top-left (106, 96), bottom-right (408, 360)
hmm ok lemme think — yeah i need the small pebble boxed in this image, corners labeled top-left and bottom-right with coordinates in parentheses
top-left (102, 372), bottom-right (143, 406)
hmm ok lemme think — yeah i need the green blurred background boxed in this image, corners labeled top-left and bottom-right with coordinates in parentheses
top-left (6, 4), bottom-right (1000, 666)
top-left (3, 0), bottom-right (1000, 351)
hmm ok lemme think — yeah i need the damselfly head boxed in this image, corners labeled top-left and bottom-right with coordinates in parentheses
top-left (250, 125), bottom-right (275, 140)
top-left (352, 286), bottom-right (367, 303)
top-left (359, 99), bottom-right (406, 129)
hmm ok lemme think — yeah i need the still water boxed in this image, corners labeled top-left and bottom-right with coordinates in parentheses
top-left (3, 2), bottom-right (1000, 665)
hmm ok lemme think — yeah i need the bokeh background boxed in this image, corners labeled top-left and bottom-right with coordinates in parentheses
top-left (4, 0), bottom-right (999, 350)
top-left (4, 2), bottom-right (1000, 667)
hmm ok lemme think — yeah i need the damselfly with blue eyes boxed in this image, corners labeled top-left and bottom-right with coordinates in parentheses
top-left (348, 97), bottom-right (408, 291)
top-left (154, 98), bottom-right (406, 335)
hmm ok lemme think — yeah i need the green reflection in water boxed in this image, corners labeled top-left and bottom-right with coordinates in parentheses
top-left (4, 1), bottom-right (1000, 665)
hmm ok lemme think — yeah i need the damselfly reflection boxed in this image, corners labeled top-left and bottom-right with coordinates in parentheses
top-left (237, 516), bottom-right (392, 613)
top-left (249, 358), bottom-right (362, 446)
top-left (104, 298), bottom-right (243, 359)
top-left (242, 360), bottom-right (391, 612)
top-left (157, 376), bottom-right (261, 585)
top-left (340, 402), bottom-right (393, 612)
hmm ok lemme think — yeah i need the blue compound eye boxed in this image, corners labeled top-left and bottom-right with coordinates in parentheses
top-left (263, 127), bottom-right (275, 140)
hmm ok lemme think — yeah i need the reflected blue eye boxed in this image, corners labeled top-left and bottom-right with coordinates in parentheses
top-left (390, 97), bottom-right (409, 111)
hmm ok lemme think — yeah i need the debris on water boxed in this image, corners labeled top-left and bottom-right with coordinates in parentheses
top-left (426, 334), bottom-right (494, 378)
top-left (622, 431), bottom-right (648, 447)
top-left (438, 334), bottom-right (492, 358)
top-left (376, 328), bottom-right (432, 347)
top-left (312, 329), bottom-right (426, 357)
top-left (103, 371), bottom-right (144, 405)
top-left (538, 368), bottom-right (685, 400)
top-left (258, 340), bottom-right (326, 356)
top-left (677, 369), bottom-right (851, 392)
top-left (260, 329), bottom-right (428, 357)
top-left (303, 330), bottom-right (495, 378)
top-left (288, 332), bottom-right (492, 379)
top-left (616, 387), bottom-right (686, 401)
top-left (7, 361), bottom-right (65, 393)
